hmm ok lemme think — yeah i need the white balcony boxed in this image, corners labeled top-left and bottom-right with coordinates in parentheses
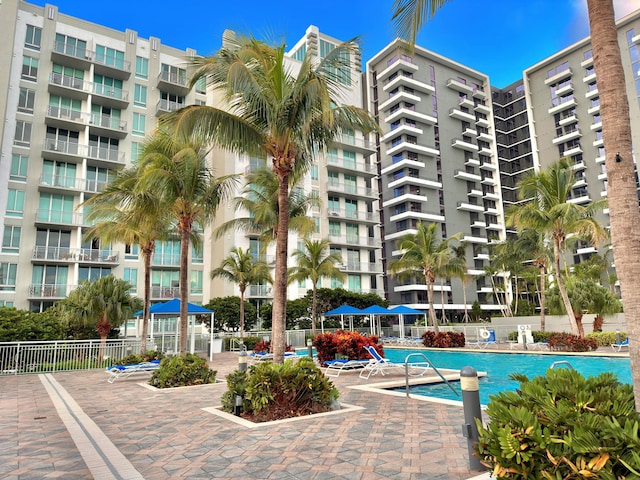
top-left (451, 138), bottom-right (479, 152)
top-left (380, 124), bottom-right (423, 141)
top-left (552, 128), bottom-right (581, 145)
top-left (381, 158), bottom-right (425, 175)
top-left (387, 141), bottom-right (439, 158)
top-left (455, 170), bottom-right (482, 182)
top-left (548, 98), bottom-right (577, 115)
top-left (449, 108), bottom-right (476, 123)
top-left (378, 57), bottom-right (420, 82)
top-left (382, 193), bottom-right (426, 208)
top-left (558, 114), bottom-right (578, 126)
top-left (544, 67), bottom-right (573, 85)
top-left (384, 108), bottom-right (437, 126)
top-left (457, 201), bottom-right (484, 212)
top-left (446, 78), bottom-right (473, 94)
top-left (563, 145), bottom-right (583, 157)
top-left (379, 91), bottom-right (422, 112)
top-left (383, 75), bottom-right (435, 94)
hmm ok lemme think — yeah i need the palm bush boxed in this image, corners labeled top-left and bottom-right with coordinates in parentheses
top-left (149, 354), bottom-right (216, 388)
top-left (476, 368), bottom-right (640, 478)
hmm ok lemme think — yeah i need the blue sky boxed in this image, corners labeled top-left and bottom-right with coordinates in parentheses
top-left (30, 0), bottom-right (637, 87)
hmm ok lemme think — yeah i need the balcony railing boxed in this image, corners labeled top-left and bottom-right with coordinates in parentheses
top-left (36, 209), bottom-right (83, 226)
top-left (40, 174), bottom-right (85, 190)
top-left (247, 285), bottom-right (273, 298)
top-left (43, 138), bottom-right (84, 157)
top-left (151, 286), bottom-right (180, 299)
top-left (49, 72), bottom-right (88, 92)
top-left (86, 146), bottom-right (126, 164)
top-left (89, 113), bottom-right (127, 131)
top-left (53, 41), bottom-right (90, 60)
top-left (31, 247), bottom-right (119, 263)
top-left (158, 70), bottom-right (188, 86)
top-left (152, 253), bottom-right (181, 267)
top-left (28, 284), bottom-right (71, 298)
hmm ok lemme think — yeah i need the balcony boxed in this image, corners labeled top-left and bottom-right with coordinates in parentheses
top-left (389, 210), bottom-right (444, 223)
top-left (92, 84), bottom-right (129, 108)
top-left (454, 170), bottom-right (482, 182)
top-left (552, 128), bottom-right (581, 145)
top-left (328, 234), bottom-right (381, 248)
top-left (585, 87), bottom-right (599, 99)
top-left (544, 66), bottom-right (573, 86)
top-left (93, 54), bottom-right (131, 80)
top-left (326, 156), bottom-right (377, 177)
top-left (157, 70), bottom-right (190, 95)
top-left (380, 124), bottom-right (423, 141)
top-left (48, 72), bottom-right (89, 100)
top-left (32, 246), bottom-right (75, 262)
top-left (35, 209), bottom-right (83, 227)
top-left (338, 262), bottom-right (383, 273)
top-left (387, 175), bottom-right (441, 191)
top-left (39, 174), bottom-right (84, 194)
top-left (326, 182), bottom-right (377, 199)
top-left (451, 138), bottom-right (479, 152)
top-left (88, 114), bottom-right (128, 138)
top-left (333, 134), bottom-right (376, 155)
top-left (381, 158), bottom-right (424, 175)
top-left (76, 249), bottom-right (119, 264)
top-left (448, 108), bottom-right (476, 123)
top-left (462, 235), bottom-right (489, 244)
top-left (383, 74), bottom-right (434, 95)
top-left (563, 145), bottom-right (583, 157)
top-left (558, 114), bottom-right (578, 126)
top-left (384, 108), bottom-right (437, 126)
top-left (378, 56), bottom-right (419, 82)
top-left (457, 201), bottom-right (484, 213)
top-left (474, 103), bottom-right (491, 114)
top-left (151, 286), bottom-right (181, 300)
top-left (382, 193), bottom-right (426, 208)
top-left (548, 98), bottom-right (577, 115)
top-left (446, 78), bottom-right (473, 95)
top-left (152, 252), bottom-right (181, 267)
top-left (42, 138), bottom-right (85, 163)
top-left (379, 91), bottom-right (421, 112)
top-left (386, 141), bottom-right (439, 158)
top-left (86, 145), bottom-right (126, 168)
top-left (28, 284), bottom-right (71, 299)
top-left (327, 208), bottom-right (378, 223)
top-left (247, 285), bottom-right (273, 298)
top-left (157, 99), bottom-right (185, 115)
top-left (51, 41), bottom-right (92, 69)
top-left (45, 106), bottom-right (87, 130)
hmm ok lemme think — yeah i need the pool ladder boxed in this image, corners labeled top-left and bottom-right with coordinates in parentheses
top-left (550, 360), bottom-right (575, 370)
top-left (404, 352), bottom-right (459, 398)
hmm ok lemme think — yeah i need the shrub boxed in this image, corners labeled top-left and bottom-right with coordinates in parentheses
top-left (587, 331), bottom-right (627, 347)
top-left (224, 336), bottom-right (262, 351)
top-left (476, 369), bottom-right (640, 478)
top-left (422, 331), bottom-right (465, 348)
top-left (222, 357), bottom-right (339, 422)
top-left (547, 333), bottom-right (598, 352)
top-left (149, 353), bottom-right (216, 388)
top-left (507, 330), bottom-right (553, 343)
top-left (253, 340), bottom-right (293, 354)
top-left (112, 350), bottom-right (164, 366)
top-left (313, 330), bottom-right (382, 365)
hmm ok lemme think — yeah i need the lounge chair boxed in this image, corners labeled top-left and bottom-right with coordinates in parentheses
top-left (249, 352), bottom-right (298, 364)
top-left (467, 329), bottom-right (497, 349)
top-left (611, 338), bottom-right (629, 352)
top-left (324, 359), bottom-right (371, 377)
top-left (359, 345), bottom-right (428, 379)
top-left (106, 360), bottom-right (160, 383)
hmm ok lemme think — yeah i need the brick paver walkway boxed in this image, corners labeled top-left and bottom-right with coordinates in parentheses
top-left (1, 351), bottom-right (491, 479)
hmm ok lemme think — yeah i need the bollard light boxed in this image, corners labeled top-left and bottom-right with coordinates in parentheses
top-left (307, 338), bottom-right (313, 358)
top-left (616, 329), bottom-right (621, 344)
top-left (460, 366), bottom-right (484, 472)
top-left (234, 394), bottom-right (242, 416)
top-left (238, 345), bottom-right (247, 372)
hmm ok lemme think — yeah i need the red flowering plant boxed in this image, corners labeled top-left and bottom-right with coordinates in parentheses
top-left (253, 340), bottom-right (294, 354)
top-left (314, 330), bottom-right (383, 366)
top-left (422, 331), bottom-right (466, 348)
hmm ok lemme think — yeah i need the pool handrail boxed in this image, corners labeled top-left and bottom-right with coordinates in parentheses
top-left (550, 360), bottom-right (574, 370)
top-left (404, 352), bottom-right (460, 398)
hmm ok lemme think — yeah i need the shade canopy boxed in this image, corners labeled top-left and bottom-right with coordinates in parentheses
top-left (360, 305), bottom-right (391, 315)
top-left (324, 305), bottom-right (364, 316)
top-left (134, 298), bottom-right (213, 316)
top-left (388, 305), bottom-right (424, 315)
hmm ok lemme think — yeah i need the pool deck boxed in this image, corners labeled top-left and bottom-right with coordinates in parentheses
top-left (0, 346), bottom-right (624, 479)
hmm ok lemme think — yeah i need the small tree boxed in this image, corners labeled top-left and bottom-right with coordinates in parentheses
top-left (204, 296), bottom-right (257, 333)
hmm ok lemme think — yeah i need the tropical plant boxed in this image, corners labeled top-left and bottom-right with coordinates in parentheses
top-left (210, 247), bottom-right (271, 338)
top-left (58, 276), bottom-right (142, 359)
top-left (313, 330), bottom-right (383, 365)
top-left (476, 368), bottom-right (640, 478)
top-left (81, 165), bottom-right (171, 353)
top-left (214, 169), bottom-right (319, 248)
top-left (204, 296), bottom-right (258, 333)
top-left (166, 33), bottom-right (378, 363)
top-left (137, 128), bottom-right (237, 355)
top-left (149, 353), bottom-right (216, 388)
top-left (390, 0), bottom-right (640, 416)
top-left (389, 222), bottom-right (461, 333)
top-left (507, 159), bottom-right (607, 336)
top-left (451, 242), bottom-right (473, 322)
top-left (288, 238), bottom-right (345, 335)
top-left (0, 306), bottom-right (65, 342)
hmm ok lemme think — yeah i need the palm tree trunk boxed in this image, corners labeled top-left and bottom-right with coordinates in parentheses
top-left (179, 227), bottom-right (190, 355)
top-left (239, 287), bottom-right (245, 339)
top-left (539, 265), bottom-right (546, 332)
top-left (586, 0), bottom-right (640, 410)
top-left (553, 239), bottom-right (579, 336)
top-left (462, 279), bottom-right (469, 322)
top-left (575, 312), bottom-right (585, 338)
top-left (140, 245), bottom-right (153, 354)
top-left (311, 284), bottom-right (317, 336)
top-left (272, 169), bottom-right (290, 364)
top-left (426, 280), bottom-right (439, 333)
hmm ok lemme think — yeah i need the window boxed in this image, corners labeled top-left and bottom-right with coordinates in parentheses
top-left (14, 121), bottom-right (32, 147)
top-left (94, 45), bottom-right (125, 69)
top-left (195, 77), bottom-right (206, 94)
top-left (134, 84), bottom-right (147, 107)
top-left (79, 266), bottom-right (111, 282)
top-left (343, 150), bottom-right (356, 169)
top-left (124, 268), bottom-right (138, 294)
top-left (21, 56), bottom-right (38, 80)
top-left (54, 34), bottom-right (87, 59)
top-left (310, 164), bottom-right (319, 181)
top-left (18, 87), bottom-right (36, 113)
top-left (346, 223), bottom-right (359, 244)
top-left (91, 104), bottom-right (122, 129)
top-left (49, 95), bottom-right (82, 119)
top-left (86, 166), bottom-right (114, 193)
top-left (125, 244), bottom-right (139, 260)
top-left (160, 64), bottom-right (186, 85)
top-left (0, 263), bottom-right (17, 291)
top-left (132, 113), bottom-right (146, 135)
top-left (25, 25), bottom-right (42, 50)
top-left (37, 193), bottom-right (74, 224)
top-left (42, 160), bottom-right (76, 188)
top-left (329, 220), bottom-right (341, 237)
top-left (52, 64), bottom-right (84, 89)
top-left (348, 274), bottom-right (361, 292)
top-left (93, 74), bottom-right (124, 100)
top-left (88, 135), bottom-right (119, 161)
top-left (131, 142), bottom-right (142, 164)
top-left (6, 189), bottom-right (25, 218)
top-left (328, 170), bottom-right (339, 186)
top-left (135, 56), bottom-right (148, 79)
top-left (192, 244), bottom-right (203, 264)
top-left (159, 91), bottom-right (185, 111)
top-left (191, 270), bottom-right (203, 294)
top-left (2, 226), bottom-right (21, 254)
top-left (10, 154), bottom-right (28, 181)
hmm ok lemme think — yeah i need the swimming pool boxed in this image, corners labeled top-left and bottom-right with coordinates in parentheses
top-left (383, 348), bottom-right (631, 405)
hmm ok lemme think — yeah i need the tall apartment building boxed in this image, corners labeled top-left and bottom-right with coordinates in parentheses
top-left (519, 10), bottom-right (640, 273)
top-left (209, 26), bottom-right (384, 317)
top-left (0, 2), bottom-right (208, 312)
top-left (365, 40), bottom-right (507, 317)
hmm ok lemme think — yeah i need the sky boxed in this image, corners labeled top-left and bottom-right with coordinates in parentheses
top-left (29, 0), bottom-right (638, 88)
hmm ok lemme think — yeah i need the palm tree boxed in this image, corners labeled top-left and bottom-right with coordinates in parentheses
top-left (388, 222), bottom-right (461, 332)
top-left (60, 275), bottom-right (141, 361)
top-left (215, 169), bottom-right (319, 248)
top-left (166, 34), bottom-right (378, 362)
top-left (137, 129), bottom-right (238, 355)
top-left (210, 247), bottom-right (271, 338)
top-left (81, 166), bottom-right (170, 354)
top-left (391, 0), bottom-right (640, 413)
top-left (452, 243), bottom-right (472, 322)
top-left (507, 159), bottom-right (607, 336)
top-left (288, 238), bottom-right (345, 335)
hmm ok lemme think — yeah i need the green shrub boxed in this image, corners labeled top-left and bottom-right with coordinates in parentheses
top-left (476, 369), bottom-right (640, 478)
top-left (587, 331), bottom-right (627, 347)
top-left (222, 357), bottom-right (339, 422)
top-left (507, 330), bottom-right (553, 343)
top-left (112, 350), bottom-right (164, 366)
top-left (223, 336), bottom-right (262, 351)
top-left (149, 353), bottom-right (216, 388)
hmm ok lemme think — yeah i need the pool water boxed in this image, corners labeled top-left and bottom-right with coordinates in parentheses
top-left (383, 348), bottom-right (632, 405)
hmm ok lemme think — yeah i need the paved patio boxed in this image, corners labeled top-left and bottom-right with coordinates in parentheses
top-left (0, 351), bottom-right (492, 479)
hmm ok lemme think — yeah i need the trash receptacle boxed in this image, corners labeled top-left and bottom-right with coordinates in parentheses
top-left (212, 337), bottom-right (223, 354)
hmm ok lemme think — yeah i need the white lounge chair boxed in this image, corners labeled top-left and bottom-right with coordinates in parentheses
top-left (324, 359), bottom-right (371, 377)
top-left (611, 338), bottom-right (629, 352)
top-left (359, 345), bottom-right (428, 379)
top-left (467, 329), bottom-right (497, 349)
top-left (106, 360), bottom-right (160, 383)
